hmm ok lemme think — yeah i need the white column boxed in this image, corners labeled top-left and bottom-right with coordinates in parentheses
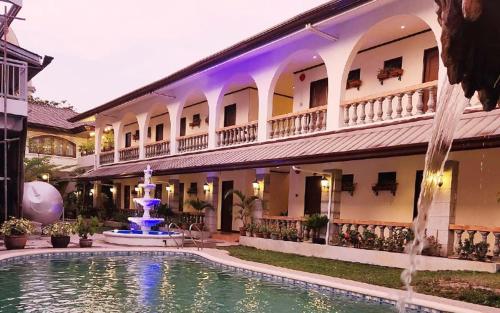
top-left (94, 126), bottom-right (102, 168)
top-left (112, 120), bottom-right (123, 163)
top-left (168, 101), bottom-right (183, 155)
top-left (205, 87), bottom-right (223, 149)
top-left (254, 67), bottom-right (278, 142)
top-left (136, 112), bottom-right (151, 159)
top-left (205, 173), bottom-right (219, 233)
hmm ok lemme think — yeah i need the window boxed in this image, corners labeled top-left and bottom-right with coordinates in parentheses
top-left (223, 104), bottom-right (236, 127)
top-left (124, 186), bottom-right (130, 209)
top-left (309, 78), bottom-right (328, 108)
top-left (155, 184), bottom-right (162, 200)
top-left (125, 132), bottom-right (132, 148)
top-left (378, 172), bottom-right (397, 185)
top-left (347, 69), bottom-right (360, 81)
top-left (28, 136), bottom-right (76, 158)
top-left (384, 57), bottom-right (403, 70)
top-left (180, 118), bottom-right (186, 137)
top-left (155, 124), bottom-right (164, 141)
top-left (147, 127), bottom-right (151, 138)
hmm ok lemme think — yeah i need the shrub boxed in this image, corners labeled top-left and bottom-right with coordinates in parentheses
top-left (0, 217), bottom-right (34, 236)
top-left (75, 216), bottom-right (99, 239)
top-left (43, 222), bottom-right (75, 237)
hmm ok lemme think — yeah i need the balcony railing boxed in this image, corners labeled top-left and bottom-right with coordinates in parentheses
top-left (342, 80), bottom-right (437, 127)
top-left (177, 132), bottom-right (208, 153)
top-left (119, 146), bottom-right (139, 161)
top-left (99, 151), bottom-right (114, 165)
top-left (269, 105), bottom-right (327, 139)
top-left (450, 224), bottom-right (500, 259)
top-left (145, 140), bottom-right (170, 158)
top-left (217, 121), bottom-right (258, 147)
top-left (0, 59), bottom-right (28, 101)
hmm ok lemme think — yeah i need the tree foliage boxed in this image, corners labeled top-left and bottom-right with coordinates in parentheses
top-left (28, 95), bottom-right (73, 110)
top-left (23, 156), bottom-right (59, 182)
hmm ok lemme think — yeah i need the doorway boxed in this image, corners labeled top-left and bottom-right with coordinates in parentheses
top-left (221, 180), bottom-right (234, 232)
top-left (304, 176), bottom-right (322, 215)
top-left (413, 170), bottom-right (423, 219)
top-left (178, 183), bottom-right (184, 212)
top-left (224, 104), bottom-right (237, 127)
top-left (422, 47), bottom-right (439, 109)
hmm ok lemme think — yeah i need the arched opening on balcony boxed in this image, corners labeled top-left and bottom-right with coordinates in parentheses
top-left (145, 105), bottom-right (171, 158)
top-left (341, 15), bottom-right (439, 127)
top-left (118, 112), bottom-right (140, 161)
top-left (268, 50), bottom-right (328, 139)
top-left (178, 90), bottom-right (209, 153)
top-left (216, 74), bottom-right (259, 146)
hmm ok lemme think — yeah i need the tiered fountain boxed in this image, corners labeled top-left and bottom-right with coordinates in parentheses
top-left (103, 165), bottom-right (183, 246)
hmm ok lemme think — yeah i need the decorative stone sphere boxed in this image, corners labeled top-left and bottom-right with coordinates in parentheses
top-left (22, 181), bottom-right (63, 225)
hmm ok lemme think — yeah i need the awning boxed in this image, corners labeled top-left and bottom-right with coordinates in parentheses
top-left (80, 109), bottom-right (500, 180)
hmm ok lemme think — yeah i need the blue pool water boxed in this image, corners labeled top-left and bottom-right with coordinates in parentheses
top-left (113, 230), bottom-right (176, 235)
top-left (0, 255), bottom-right (397, 312)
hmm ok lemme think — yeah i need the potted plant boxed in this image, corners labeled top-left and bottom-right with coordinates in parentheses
top-left (361, 229), bottom-right (377, 249)
top-left (421, 236), bottom-right (442, 256)
top-left (74, 215), bottom-right (99, 248)
top-left (346, 79), bottom-right (362, 90)
top-left (474, 241), bottom-right (489, 261)
top-left (288, 228), bottom-right (298, 242)
top-left (270, 225), bottom-right (280, 240)
top-left (254, 224), bottom-right (264, 238)
top-left (305, 214), bottom-right (329, 244)
top-left (43, 221), bottom-right (75, 248)
top-left (281, 228), bottom-right (289, 241)
top-left (224, 189), bottom-right (259, 237)
top-left (0, 217), bottom-right (34, 250)
top-left (261, 225), bottom-right (270, 239)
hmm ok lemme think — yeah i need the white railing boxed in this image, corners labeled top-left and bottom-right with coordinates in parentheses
top-left (342, 80), bottom-right (437, 127)
top-left (450, 224), bottom-right (500, 259)
top-left (269, 105), bottom-right (327, 139)
top-left (0, 58), bottom-right (27, 101)
top-left (217, 121), bottom-right (258, 147)
top-left (99, 151), bottom-right (114, 165)
top-left (145, 140), bottom-right (170, 158)
top-left (177, 132), bottom-right (208, 153)
top-left (119, 146), bottom-right (139, 161)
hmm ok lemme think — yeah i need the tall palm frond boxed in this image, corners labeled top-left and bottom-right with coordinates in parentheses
top-left (184, 198), bottom-right (214, 212)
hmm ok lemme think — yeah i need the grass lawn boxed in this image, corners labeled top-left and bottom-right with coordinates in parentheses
top-left (219, 246), bottom-right (500, 308)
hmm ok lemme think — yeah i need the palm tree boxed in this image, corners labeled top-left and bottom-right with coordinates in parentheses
top-left (184, 198), bottom-right (214, 213)
top-left (224, 189), bottom-right (259, 228)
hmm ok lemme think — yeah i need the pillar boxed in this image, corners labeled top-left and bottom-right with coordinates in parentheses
top-left (168, 101), bottom-right (183, 155)
top-left (206, 88), bottom-right (223, 149)
top-left (94, 126), bottom-right (102, 168)
top-left (112, 120), bottom-right (123, 163)
top-left (205, 174), bottom-right (219, 233)
top-left (427, 160), bottom-right (459, 256)
top-left (324, 169), bottom-right (342, 243)
top-left (136, 112), bottom-right (151, 159)
top-left (254, 67), bottom-right (278, 142)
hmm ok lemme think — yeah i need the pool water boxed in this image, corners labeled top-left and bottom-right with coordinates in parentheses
top-left (0, 256), bottom-right (396, 313)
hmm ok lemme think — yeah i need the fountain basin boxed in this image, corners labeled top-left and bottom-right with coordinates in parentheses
top-left (103, 230), bottom-right (184, 247)
top-left (128, 217), bottom-right (164, 231)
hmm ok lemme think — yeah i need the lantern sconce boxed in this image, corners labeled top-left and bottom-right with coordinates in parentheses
top-left (437, 173), bottom-right (444, 188)
top-left (252, 179), bottom-right (260, 191)
top-left (203, 182), bottom-right (211, 194)
top-left (165, 183), bottom-right (172, 193)
top-left (89, 188), bottom-right (94, 196)
top-left (110, 187), bottom-right (117, 194)
top-left (320, 176), bottom-right (330, 190)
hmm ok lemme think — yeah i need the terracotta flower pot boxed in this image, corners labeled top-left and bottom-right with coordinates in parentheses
top-left (4, 234), bottom-right (28, 250)
top-left (51, 236), bottom-right (70, 248)
top-left (239, 227), bottom-right (246, 236)
top-left (79, 238), bottom-right (93, 248)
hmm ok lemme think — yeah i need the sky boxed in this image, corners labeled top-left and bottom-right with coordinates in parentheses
top-left (13, 0), bottom-right (329, 112)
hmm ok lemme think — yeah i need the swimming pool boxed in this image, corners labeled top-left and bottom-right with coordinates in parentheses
top-left (0, 253), bottom-right (396, 313)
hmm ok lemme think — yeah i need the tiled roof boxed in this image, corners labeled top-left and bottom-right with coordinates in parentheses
top-left (80, 109), bottom-right (500, 180)
top-left (28, 102), bottom-right (94, 133)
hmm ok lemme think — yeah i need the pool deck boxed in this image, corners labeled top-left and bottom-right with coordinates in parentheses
top-left (0, 235), bottom-right (498, 313)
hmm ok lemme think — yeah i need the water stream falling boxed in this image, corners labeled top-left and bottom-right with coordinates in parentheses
top-left (398, 77), bottom-right (470, 312)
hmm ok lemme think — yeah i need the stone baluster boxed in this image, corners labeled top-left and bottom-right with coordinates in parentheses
top-left (303, 114), bottom-right (309, 133)
top-left (467, 230), bottom-right (476, 244)
top-left (493, 233), bottom-right (500, 258)
top-left (316, 110), bottom-right (322, 131)
top-left (405, 91), bottom-right (414, 116)
top-left (379, 225), bottom-right (386, 239)
top-left (358, 102), bottom-right (366, 124)
top-left (308, 112), bottom-right (315, 133)
top-left (343, 105), bottom-right (350, 126)
top-left (416, 88), bottom-right (424, 115)
top-left (479, 231), bottom-right (490, 245)
top-left (427, 86), bottom-right (436, 113)
top-left (395, 93), bottom-right (404, 118)
top-left (386, 96), bottom-right (394, 120)
top-left (321, 109), bottom-right (327, 130)
top-left (376, 98), bottom-right (384, 121)
top-left (269, 120), bottom-right (275, 139)
top-left (387, 226), bottom-right (394, 238)
top-left (367, 99), bottom-right (375, 123)
top-left (350, 103), bottom-right (358, 125)
top-left (454, 230), bottom-right (464, 255)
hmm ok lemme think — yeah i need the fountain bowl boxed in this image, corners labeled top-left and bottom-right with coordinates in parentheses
top-left (103, 229), bottom-right (184, 247)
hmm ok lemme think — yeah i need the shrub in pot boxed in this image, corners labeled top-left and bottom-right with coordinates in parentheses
top-left (43, 221), bottom-right (75, 248)
top-left (421, 236), bottom-right (442, 257)
top-left (270, 225), bottom-right (280, 240)
top-left (261, 225), bottom-right (270, 239)
top-left (75, 215), bottom-right (99, 248)
top-left (281, 228), bottom-right (289, 241)
top-left (0, 217), bottom-right (34, 250)
top-left (305, 214), bottom-right (329, 244)
top-left (474, 241), bottom-right (489, 261)
top-left (288, 228), bottom-right (298, 242)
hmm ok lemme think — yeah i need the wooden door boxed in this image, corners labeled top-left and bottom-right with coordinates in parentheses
top-left (180, 118), bottom-right (186, 137)
top-left (309, 78), bottom-right (328, 108)
top-left (178, 183), bottom-right (184, 212)
top-left (224, 104), bottom-right (237, 127)
top-left (124, 185), bottom-right (130, 210)
top-left (125, 132), bottom-right (132, 148)
top-left (304, 176), bottom-right (321, 215)
top-left (155, 124), bottom-right (164, 141)
top-left (221, 180), bottom-right (234, 232)
top-left (422, 47), bottom-right (439, 110)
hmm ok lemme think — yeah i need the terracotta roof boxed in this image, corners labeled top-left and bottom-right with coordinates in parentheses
top-left (68, 0), bottom-right (372, 122)
top-left (79, 109), bottom-right (500, 180)
top-left (28, 102), bottom-right (94, 133)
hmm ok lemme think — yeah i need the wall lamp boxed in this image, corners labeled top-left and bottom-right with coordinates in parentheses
top-left (320, 176), bottom-right (330, 189)
top-left (165, 183), bottom-right (172, 193)
top-left (252, 179), bottom-right (260, 191)
top-left (203, 182), bottom-right (211, 193)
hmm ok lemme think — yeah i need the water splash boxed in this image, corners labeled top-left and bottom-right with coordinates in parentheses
top-left (398, 78), bottom-right (469, 312)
